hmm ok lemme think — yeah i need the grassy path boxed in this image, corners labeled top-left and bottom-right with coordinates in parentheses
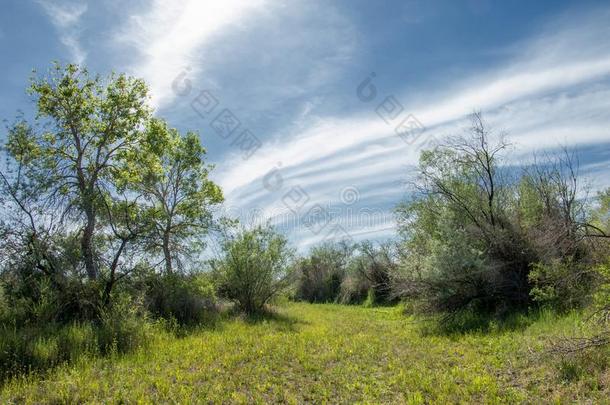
top-left (1, 303), bottom-right (607, 403)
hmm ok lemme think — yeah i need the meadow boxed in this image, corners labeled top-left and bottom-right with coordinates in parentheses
top-left (2, 1), bottom-right (610, 402)
top-left (2, 303), bottom-right (608, 404)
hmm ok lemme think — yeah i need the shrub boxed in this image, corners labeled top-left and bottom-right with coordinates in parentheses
top-left (293, 241), bottom-right (399, 306)
top-left (393, 217), bottom-right (522, 315)
top-left (95, 292), bottom-right (153, 354)
top-left (338, 269), bottom-right (371, 304)
top-left (590, 190), bottom-right (610, 322)
top-left (139, 272), bottom-right (217, 326)
top-left (529, 259), bottom-right (598, 311)
top-left (213, 225), bottom-right (295, 314)
top-left (0, 269), bottom-right (103, 326)
top-left (340, 242), bottom-right (398, 306)
top-left (394, 113), bottom-right (602, 319)
top-left (294, 242), bottom-right (350, 303)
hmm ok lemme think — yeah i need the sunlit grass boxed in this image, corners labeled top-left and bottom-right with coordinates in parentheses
top-left (1, 303), bottom-right (608, 403)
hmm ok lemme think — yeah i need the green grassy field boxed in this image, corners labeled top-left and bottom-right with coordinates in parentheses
top-left (1, 303), bottom-right (608, 403)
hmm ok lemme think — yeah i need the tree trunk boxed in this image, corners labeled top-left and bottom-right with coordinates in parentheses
top-left (82, 205), bottom-right (97, 280)
top-left (103, 238), bottom-right (128, 307)
top-left (163, 229), bottom-right (173, 274)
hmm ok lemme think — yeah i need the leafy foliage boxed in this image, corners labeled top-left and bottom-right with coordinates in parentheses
top-left (339, 241), bottom-right (399, 305)
top-left (394, 112), bottom-right (606, 318)
top-left (294, 242), bottom-right (351, 303)
top-left (137, 118), bottom-right (224, 273)
top-left (213, 225), bottom-right (295, 314)
top-left (135, 271), bottom-right (218, 326)
top-left (0, 63), bottom-right (226, 379)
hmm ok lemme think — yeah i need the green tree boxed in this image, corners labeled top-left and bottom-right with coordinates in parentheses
top-left (395, 112), bottom-right (531, 315)
top-left (137, 118), bottom-right (224, 274)
top-left (6, 63), bottom-right (151, 281)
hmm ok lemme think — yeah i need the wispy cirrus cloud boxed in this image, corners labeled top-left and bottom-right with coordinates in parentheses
top-left (37, 0), bottom-right (87, 64)
top-left (213, 4), bottom-right (610, 247)
top-left (113, 0), bottom-right (268, 110)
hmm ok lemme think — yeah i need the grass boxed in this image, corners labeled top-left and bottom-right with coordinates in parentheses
top-left (1, 303), bottom-right (609, 403)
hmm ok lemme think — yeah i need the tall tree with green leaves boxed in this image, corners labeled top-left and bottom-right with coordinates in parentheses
top-left (138, 118), bottom-right (224, 274)
top-left (5, 63), bottom-right (151, 280)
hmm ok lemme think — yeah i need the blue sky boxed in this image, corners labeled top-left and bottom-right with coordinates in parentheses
top-left (1, 0), bottom-right (610, 250)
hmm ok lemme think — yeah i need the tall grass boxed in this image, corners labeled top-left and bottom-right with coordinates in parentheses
top-left (0, 315), bottom-right (157, 383)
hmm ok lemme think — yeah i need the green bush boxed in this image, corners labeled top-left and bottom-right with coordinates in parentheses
top-left (0, 266), bottom-right (103, 326)
top-left (339, 242), bottom-right (397, 306)
top-left (139, 272), bottom-right (217, 326)
top-left (529, 259), bottom-right (597, 311)
top-left (95, 294), bottom-right (153, 354)
top-left (394, 114), bottom-right (604, 319)
top-left (213, 225), bottom-right (295, 314)
top-left (0, 324), bottom-right (90, 379)
top-left (294, 242), bottom-right (350, 303)
top-left (338, 270), bottom-right (370, 304)
top-left (0, 286), bottom-right (157, 382)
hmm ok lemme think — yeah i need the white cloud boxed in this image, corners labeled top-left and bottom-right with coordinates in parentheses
top-left (114, 0), bottom-right (268, 110)
top-left (217, 61), bottom-right (610, 209)
top-left (37, 0), bottom-right (87, 64)
top-left (213, 5), bottom-right (610, 247)
top-left (412, 57), bottom-right (610, 129)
